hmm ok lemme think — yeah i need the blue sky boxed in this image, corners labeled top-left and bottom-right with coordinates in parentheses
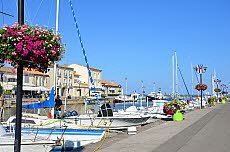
top-left (1, 0), bottom-right (230, 95)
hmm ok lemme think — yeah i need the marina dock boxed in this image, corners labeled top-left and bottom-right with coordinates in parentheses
top-left (81, 102), bottom-right (229, 152)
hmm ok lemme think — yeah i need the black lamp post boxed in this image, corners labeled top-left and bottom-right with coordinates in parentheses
top-left (15, 0), bottom-right (24, 152)
top-left (194, 65), bottom-right (207, 109)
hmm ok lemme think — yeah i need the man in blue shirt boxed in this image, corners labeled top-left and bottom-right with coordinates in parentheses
top-left (54, 95), bottom-right (62, 119)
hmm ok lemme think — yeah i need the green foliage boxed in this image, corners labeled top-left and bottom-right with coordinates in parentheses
top-left (101, 94), bottom-right (107, 97)
top-left (3, 90), bottom-right (11, 95)
top-left (214, 88), bottom-right (221, 92)
top-left (222, 96), bottom-right (227, 101)
top-left (163, 99), bottom-right (187, 115)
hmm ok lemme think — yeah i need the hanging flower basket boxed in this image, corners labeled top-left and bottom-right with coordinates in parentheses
top-left (0, 23), bottom-right (65, 72)
top-left (195, 84), bottom-right (208, 91)
top-left (222, 91), bottom-right (228, 94)
top-left (214, 88), bottom-right (221, 92)
top-left (163, 99), bottom-right (187, 115)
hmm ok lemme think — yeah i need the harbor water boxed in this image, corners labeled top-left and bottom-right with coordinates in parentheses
top-left (2, 101), bottom-right (153, 121)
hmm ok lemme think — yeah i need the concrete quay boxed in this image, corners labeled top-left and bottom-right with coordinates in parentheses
top-left (83, 102), bottom-right (228, 152)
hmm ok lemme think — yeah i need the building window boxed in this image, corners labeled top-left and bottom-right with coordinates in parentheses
top-left (58, 69), bottom-right (61, 76)
top-left (40, 77), bottom-right (42, 86)
top-left (57, 78), bottom-right (61, 86)
top-left (64, 70), bottom-right (67, 77)
top-left (69, 79), bottom-right (71, 86)
top-left (24, 75), bottom-right (29, 83)
top-left (36, 77), bottom-right (38, 86)
top-left (8, 78), bottom-right (17, 82)
top-left (43, 77), bottom-right (46, 86)
top-left (64, 78), bottom-right (67, 86)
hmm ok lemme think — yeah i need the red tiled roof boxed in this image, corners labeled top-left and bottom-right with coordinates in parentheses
top-left (73, 71), bottom-right (80, 76)
top-left (101, 80), bottom-right (120, 87)
top-left (0, 66), bottom-right (48, 76)
top-left (0, 66), bottom-right (16, 73)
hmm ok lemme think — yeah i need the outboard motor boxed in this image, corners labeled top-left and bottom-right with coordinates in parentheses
top-left (61, 111), bottom-right (72, 118)
top-left (97, 103), bottom-right (113, 117)
top-left (71, 110), bottom-right (78, 116)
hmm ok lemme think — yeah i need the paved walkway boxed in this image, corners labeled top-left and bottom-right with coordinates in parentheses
top-left (95, 102), bottom-right (228, 152)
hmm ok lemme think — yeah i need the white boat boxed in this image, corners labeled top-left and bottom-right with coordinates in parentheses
top-left (2, 113), bottom-right (78, 129)
top-left (148, 90), bottom-right (164, 100)
top-left (115, 106), bottom-right (169, 124)
top-left (0, 126), bottom-right (54, 152)
top-left (2, 113), bottom-right (106, 150)
top-left (65, 103), bottom-right (151, 129)
top-left (2, 87), bottom-right (106, 150)
top-left (21, 127), bottom-right (106, 150)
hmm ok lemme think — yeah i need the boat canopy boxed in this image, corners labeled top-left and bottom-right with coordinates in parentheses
top-left (23, 86), bottom-right (50, 91)
top-left (22, 88), bottom-right (55, 109)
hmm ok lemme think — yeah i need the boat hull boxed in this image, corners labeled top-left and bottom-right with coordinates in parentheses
top-left (66, 115), bottom-right (150, 129)
top-left (21, 128), bottom-right (105, 147)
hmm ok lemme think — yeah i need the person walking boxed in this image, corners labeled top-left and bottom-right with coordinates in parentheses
top-left (54, 95), bottom-right (62, 119)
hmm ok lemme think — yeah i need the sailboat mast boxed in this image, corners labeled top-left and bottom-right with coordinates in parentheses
top-left (191, 63), bottom-right (194, 96)
top-left (52, 0), bottom-right (60, 118)
top-left (124, 77), bottom-right (127, 110)
top-left (175, 51), bottom-right (178, 98)
top-left (54, 0), bottom-right (60, 93)
top-left (141, 80), bottom-right (143, 107)
top-left (172, 53), bottom-right (174, 97)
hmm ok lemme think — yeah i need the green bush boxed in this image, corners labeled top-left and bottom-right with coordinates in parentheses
top-left (3, 90), bottom-right (11, 95)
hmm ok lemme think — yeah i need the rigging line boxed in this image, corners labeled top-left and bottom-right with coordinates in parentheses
top-left (0, 11), bottom-right (14, 17)
top-left (14, 0), bottom-right (18, 17)
top-left (68, 0), bottom-right (95, 88)
top-left (47, 0), bottom-right (54, 28)
top-left (0, 0), bottom-right (4, 24)
top-left (194, 70), bottom-right (199, 83)
top-left (31, 0), bottom-right (45, 24)
top-left (178, 66), bottom-right (190, 96)
top-left (25, 0), bottom-right (32, 24)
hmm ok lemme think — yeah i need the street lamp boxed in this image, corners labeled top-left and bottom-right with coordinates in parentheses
top-left (214, 79), bottom-right (221, 101)
top-left (194, 65), bottom-right (207, 109)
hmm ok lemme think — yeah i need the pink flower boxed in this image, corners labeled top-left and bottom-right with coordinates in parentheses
top-left (30, 56), bottom-right (34, 61)
top-left (3, 34), bottom-right (10, 37)
top-left (0, 23), bottom-right (64, 73)
top-left (22, 49), bottom-right (29, 56)
top-left (12, 52), bottom-right (17, 56)
top-left (26, 45), bottom-right (32, 51)
top-left (12, 32), bottom-right (17, 35)
top-left (51, 50), bottom-right (56, 55)
top-left (23, 36), bottom-right (29, 39)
